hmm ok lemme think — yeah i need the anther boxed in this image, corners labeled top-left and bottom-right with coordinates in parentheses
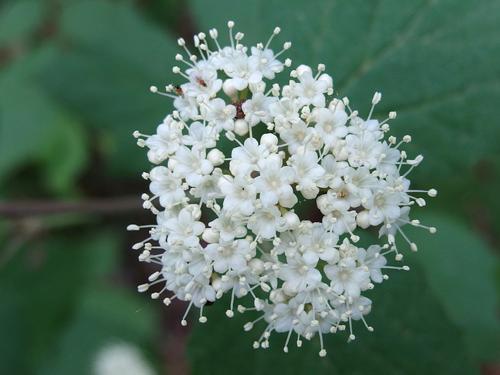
top-left (137, 284), bottom-right (149, 293)
top-left (372, 92), bottom-right (382, 105)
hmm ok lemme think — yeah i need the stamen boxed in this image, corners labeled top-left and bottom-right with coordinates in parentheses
top-left (227, 20), bottom-right (235, 49)
top-left (265, 26), bottom-right (281, 49)
top-left (181, 300), bottom-right (194, 326)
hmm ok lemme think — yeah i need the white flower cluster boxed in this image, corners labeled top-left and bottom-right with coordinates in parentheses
top-left (129, 21), bottom-right (437, 357)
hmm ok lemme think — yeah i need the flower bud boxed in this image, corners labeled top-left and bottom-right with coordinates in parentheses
top-left (234, 119), bottom-right (249, 136)
top-left (207, 149), bottom-right (225, 166)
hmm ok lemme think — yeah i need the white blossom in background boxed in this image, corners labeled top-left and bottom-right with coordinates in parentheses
top-left (94, 343), bottom-right (156, 375)
top-left (129, 21), bottom-right (437, 357)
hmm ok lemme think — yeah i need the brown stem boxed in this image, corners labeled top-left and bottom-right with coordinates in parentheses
top-left (0, 196), bottom-right (143, 218)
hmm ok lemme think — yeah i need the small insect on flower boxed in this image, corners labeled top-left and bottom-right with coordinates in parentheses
top-left (129, 21), bottom-right (437, 357)
top-left (174, 85), bottom-right (183, 96)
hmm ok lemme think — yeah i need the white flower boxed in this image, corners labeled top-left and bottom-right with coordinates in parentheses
top-left (336, 296), bottom-right (372, 321)
top-left (345, 132), bottom-right (384, 169)
top-left (317, 155), bottom-right (348, 189)
top-left (182, 121), bottom-right (217, 149)
top-left (94, 343), bottom-right (155, 375)
top-left (377, 142), bottom-right (401, 176)
top-left (209, 211), bottom-right (247, 241)
top-left (349, 117), bottom-right (382, 138)
top-left (317, 193), bottom-right (356, 233)
top-left (174, 95), bottom-right (199, 121)
top-left (182, 60), bottom-right (222, 100)
top-left (249, 46), bottom-right (284, 79)
top-left (144, 116), bottom-right (182, 163)
top-left (363, 188), bottom-right (402, 226)
top-left (358, 245), bottom-right (387, 283)
top-left (248, 205), bottom-right (282, 239)
top-left (148, 166), bottom-right (185, 208)
top-left (190, 172), bottom-right (223, 203)
top-left (173, 146), bottom-right (214, 186)
top-left (291, 64), bottom-right (332, 107)
top-left (312, 106), bottom-right (348, 147)
top-left (277, 120), bottom-right (314, 154)
top-left (349, 296), bottom-right (372, 320)
top-left (180, 275), bottom-right (216, 307)
top-left (205, 239), bottom-right (253, 273)
top-left (271, 299), bottom-right (302, 333)
top-left (218, 175), bottom-right (257, 215)
top-left (343, 167), bottom-right (377, 204)
top-left (164, 207), bottom-right (205, 247)
top-left (222, 49), bottom-right (262, 93)
top-left (229, 137), bottom-right (270, 176)
top-left (202, 98), bottom-right (236, 131)
top-left (131, 21), bottom-right (436, 356)
top-left (254, 155), bottom-right (296, 207)
top-left (296, 223), bottom-right (339, 265)
top-left (279, 255), bottom-right (322, 294)
top-left (289, 150), bottom-right (325, 199)
top-left (329, 181), bottom-right (363, 208)
top-left (242, 92), bottom-right (276, 126)
top-left (270, 97), bottom-right (302, 126)
top-left (324, 258), bottom-right (370, 298)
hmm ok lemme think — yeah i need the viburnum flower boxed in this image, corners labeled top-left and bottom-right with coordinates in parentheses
top-left (129, 21), bottom-right (438, 357)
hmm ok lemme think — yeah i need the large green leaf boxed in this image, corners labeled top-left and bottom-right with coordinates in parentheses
top-left (40, 0), bottom-right (179, 176)
top-left (188, 259), bottom-right (477, 375)
top-left (37, 288), bottom-right (158, 375)
top-left (39, 115), bottom-right (88, 195)
top-left (408, 212), bottom-right (500, 360)
top-left (0, 86), bottom-right (56, 178)
top-left (0, 231), bottom-right (120, 374)
top-left (0, 0), bottom-right (44, 48)
top-left (0, 85), bottom-right (87, 195)
top-left (0, 47), bottom-right (87, 195)
top-left (191, 0), bottom-right (500, 177)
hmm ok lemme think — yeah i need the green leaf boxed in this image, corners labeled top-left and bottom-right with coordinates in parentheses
top-left (0, 231), bottom-right (120, 374)
top-left (37, 288), bottom-right (158, 375)
top-left (190, 0), bottom-right (500, 178)
top-left (39, 115), bottom-right (88, 195)
top-left (0, 0), bottom-right (44, 47)
top-left (0, 287), bottom-right (28, 374)
top-left (408, 212), bottom-right (500, 360)
top-left (0, 86), bottom-right (55, 178)
top-left (0, 47), bottom-right (87, 194)
top-left (0, 84), bottom-right (87, 194)
top-left (188, 261), bottom-right (478, 375)
top-left (40, 0), bottom-right (179, 176)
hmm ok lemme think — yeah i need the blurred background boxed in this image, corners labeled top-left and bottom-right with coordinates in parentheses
top-left (0, 0), bottom-right (499, 374)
